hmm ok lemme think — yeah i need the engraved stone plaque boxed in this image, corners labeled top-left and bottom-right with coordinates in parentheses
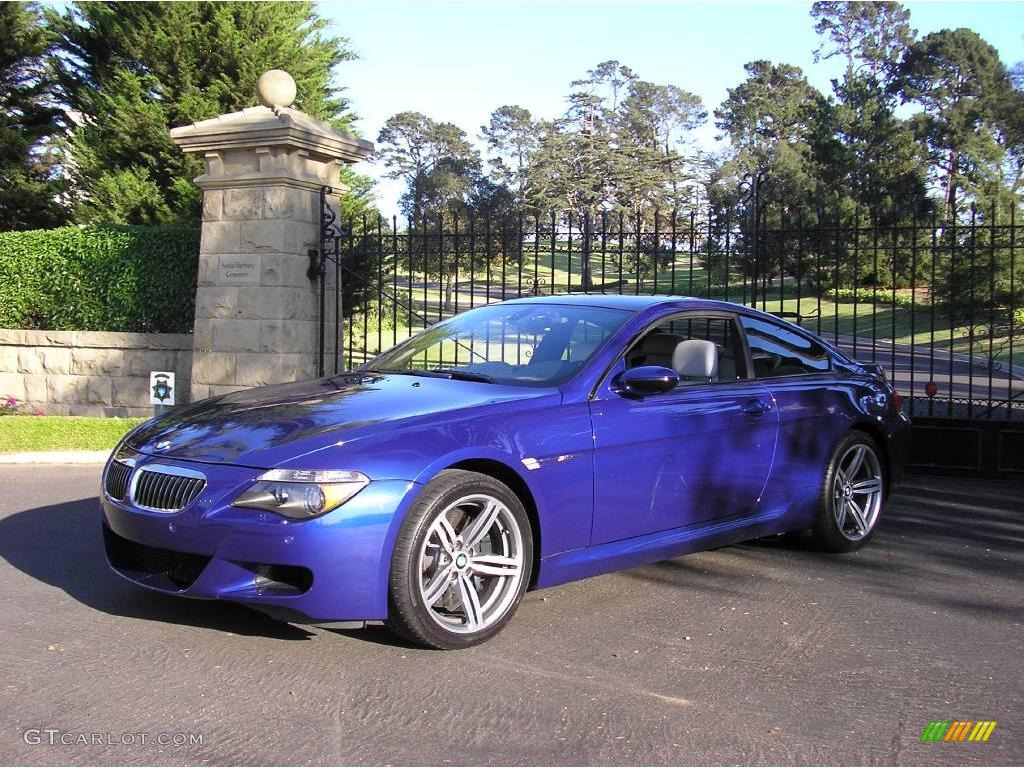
top-left (219, 255), bottom-right (260, 285)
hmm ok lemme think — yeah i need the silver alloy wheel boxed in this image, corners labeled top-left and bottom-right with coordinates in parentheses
top-left (417, 493), bottom-right (525, 634)
top-left (832, 443), bottom-right (884, 541)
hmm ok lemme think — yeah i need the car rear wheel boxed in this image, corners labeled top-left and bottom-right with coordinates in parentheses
top-left (387, 470), bottom-right (533, 649)
top-left (810, 432), bottom-right (885, 552)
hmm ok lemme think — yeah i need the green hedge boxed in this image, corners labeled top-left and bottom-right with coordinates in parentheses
top-left (0, 224), bottom-right (200, 333)
top-left (823, 287), bottom-right (917, 307)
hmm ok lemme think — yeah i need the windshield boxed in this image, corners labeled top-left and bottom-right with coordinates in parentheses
top-left (364, 303), bottom-right (631, 387)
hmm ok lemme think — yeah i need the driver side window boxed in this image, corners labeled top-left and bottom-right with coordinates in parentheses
top-left (627, 315), bottom-right (746, 382)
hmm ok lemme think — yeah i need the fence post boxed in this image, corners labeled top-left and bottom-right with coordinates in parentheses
top-left (170, 70), bottom-right (372, 399)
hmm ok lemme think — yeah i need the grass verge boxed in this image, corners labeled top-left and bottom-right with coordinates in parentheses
top-left (0, 416), bottom-right (146, 453)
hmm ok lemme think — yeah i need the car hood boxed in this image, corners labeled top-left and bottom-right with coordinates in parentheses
top-left (126, 373), bottom-right (549, 467)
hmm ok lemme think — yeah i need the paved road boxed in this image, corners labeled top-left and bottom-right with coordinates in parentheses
top-left (827, 335), bottom-right (1023, 409)
top-left (0, 466), bottom-right (1021, 766)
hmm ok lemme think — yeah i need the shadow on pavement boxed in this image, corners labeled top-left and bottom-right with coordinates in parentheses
top-left (0, 496), bottom-right (315, 640)
top-left (626, 476), bottom-right (1024, 621)
top-left (2, 477), bottom-right (1021, 641)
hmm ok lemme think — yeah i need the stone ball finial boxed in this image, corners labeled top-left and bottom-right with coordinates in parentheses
top-left (257, 70), bottom-right (297, 109)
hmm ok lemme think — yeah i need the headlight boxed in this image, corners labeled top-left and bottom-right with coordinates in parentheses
top-left (232, 469), bottom-right (369, 519)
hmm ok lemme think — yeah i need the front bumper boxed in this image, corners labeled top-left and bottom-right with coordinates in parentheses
top-left (100, 456), bottom-right (418, 623)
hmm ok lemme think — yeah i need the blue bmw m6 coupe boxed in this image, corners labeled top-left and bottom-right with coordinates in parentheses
top-left (101, 296), bottom-right (910, 648)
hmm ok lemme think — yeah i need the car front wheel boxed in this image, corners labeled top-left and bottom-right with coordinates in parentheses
top-left (387, 470), bottom-right (533, 649)
top-left (810, 432), bottom-right (886, 552)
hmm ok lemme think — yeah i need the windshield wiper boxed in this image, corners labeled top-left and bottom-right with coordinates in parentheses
top-left (362, 367), bottom-right (494, 383)
top-left (433, 368), bottom-right (495, 383)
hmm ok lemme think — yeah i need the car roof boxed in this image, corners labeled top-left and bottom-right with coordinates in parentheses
top-left (503, 294), bottom-right (742, 313)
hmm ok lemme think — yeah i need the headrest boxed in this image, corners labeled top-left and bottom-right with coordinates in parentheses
top-left (672, 339), bottom-right (718, 381)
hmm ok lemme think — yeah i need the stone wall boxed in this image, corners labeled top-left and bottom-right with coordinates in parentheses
top-left (0, 329), bottom-right (192, 417)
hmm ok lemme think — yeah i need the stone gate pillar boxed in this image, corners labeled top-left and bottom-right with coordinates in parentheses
top-left (171, 70), bottom-right (372, 402)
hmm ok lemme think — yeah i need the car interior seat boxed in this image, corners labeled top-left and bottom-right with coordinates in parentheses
top-left (627, 332), bottom-right (683, 368)
top-left (717, 346), bottom-right (738, 381)
top-left (568, 340), bottom-right (600, 362)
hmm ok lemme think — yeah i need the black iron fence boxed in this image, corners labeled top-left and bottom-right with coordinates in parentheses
top-left (313, 189), bottom-right (1023, 424)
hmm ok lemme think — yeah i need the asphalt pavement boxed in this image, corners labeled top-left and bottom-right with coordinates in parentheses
top-left (0, 465), bottom-right (1021, 766)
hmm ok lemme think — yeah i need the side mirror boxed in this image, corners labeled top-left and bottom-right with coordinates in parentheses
top-left (614, 365), bottom-right (679, 397)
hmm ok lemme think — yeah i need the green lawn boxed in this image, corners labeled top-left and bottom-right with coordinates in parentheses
top-left (345, 255), bottom-right (1019, 367)
top-left (0, 416), bottom-right (146, 453)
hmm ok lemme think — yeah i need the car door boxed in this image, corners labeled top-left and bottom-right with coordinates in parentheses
top-left (736, 314), bottom-right (850, 502)
top-left (588, 312), bottom-right (779, 545)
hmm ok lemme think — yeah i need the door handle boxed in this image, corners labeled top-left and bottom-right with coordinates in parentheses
top-left (742, 398), bottom-right (771, 416)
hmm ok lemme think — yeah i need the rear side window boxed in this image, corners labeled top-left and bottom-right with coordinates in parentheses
top-left (740, 316), bottom-right (831, 378)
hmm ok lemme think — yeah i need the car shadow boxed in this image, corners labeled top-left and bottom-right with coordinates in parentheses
top-left (629, 476), bottom-right (1024, 621)
top-left (0, 496), bottom-right (315, 640)
top-left (323, 624), bottom-right (424, 650)
top-left (4, 478), bottom-right (1020, 644)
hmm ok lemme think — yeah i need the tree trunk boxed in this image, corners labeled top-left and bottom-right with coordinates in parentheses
top-left (580, 208), bottom-right (593, 290)
top-left (444, 275), bottom-right (454, 312)
top-left (943, 147), bottom-right (958, 224)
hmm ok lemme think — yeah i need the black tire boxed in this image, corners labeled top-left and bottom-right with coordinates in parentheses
top-left (386, 469), bottom-right (533, 649)
top-left (809, 431), bottom-right (886, 553)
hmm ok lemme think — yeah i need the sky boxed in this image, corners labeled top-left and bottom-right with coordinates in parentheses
top-left (318, 0), bottom-right (1024, 216)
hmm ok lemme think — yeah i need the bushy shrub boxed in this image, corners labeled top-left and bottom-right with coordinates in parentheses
top-left (0, 224), bottom-right (199, 332)
top-left (823, 287), bottom-right (918, 307)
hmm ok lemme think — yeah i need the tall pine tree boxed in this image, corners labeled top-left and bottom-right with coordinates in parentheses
top-left (810, 1), bottom-right (929, 217)
top-left (896, 28), bottom-right (1013, 221)
top-left (714, 60), bottom-right (828, 213)
top-left (48, 1), bottom-right (372, 225)
top-left (0, 2), bottom-right (64, 230)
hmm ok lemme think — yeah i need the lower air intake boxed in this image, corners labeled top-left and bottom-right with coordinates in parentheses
top-left (103, 526), bottom-right (211, 590)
